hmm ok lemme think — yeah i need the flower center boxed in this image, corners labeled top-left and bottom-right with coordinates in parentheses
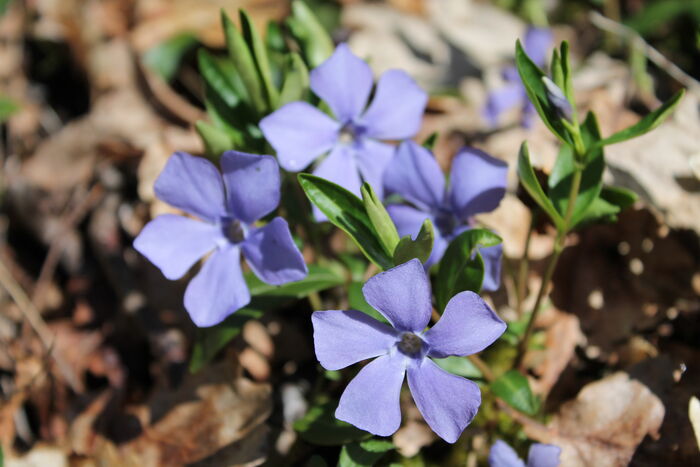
top-left (434, 208), bottom-right (458, 236)
top-left (338, 122), bottom-right (365, 146)
top-left (397, 332), bottom-right (423, 356)
top-left (224, 219), bottom-right (246, 244)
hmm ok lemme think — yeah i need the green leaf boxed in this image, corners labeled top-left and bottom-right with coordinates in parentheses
top-left (559, 41), bottom-right (574, 105)
top-left (348, 281), bottom-right (388, 324)
top-left (600, 185), bottom-right (638, 209)
top-left (548, 112), bottom-right (605, 228)
top-left (573, 185), bottom-right (637, 226)
top-left (433, 356), bottom-right (482, 379)
top-left (298, 174), bottom-right (393, 270)
top-left (517, 143), bottom-right (564, 230)
top-left (422, 132), bottom-right (439, 151)
top-left (189, 307), bottom-right (263, 373)
top-left (339, 438), bottom-right (395, 467)
top-left (491, 370), bottom-right (539, 415)
top-left (294, 401), bottom-right (370, 446)
top-left (202, 82), bottom-right (247, 148)
top-left (222, 10), bottom-right (267, 114)
top-left (279, 53), bottom-right (310, 106)
top-left (515, 40), bottom-right (571, 144)
top-left (288, 0), bottom-right (335, 68)
top-left (246, 264), bottom-right (345, 297)
top-left (595, 89), bottom-right (684, 148)
top-left (362, 183), bottom-right (400, 257)
top-left (0, 96), bottom-right (19, 123)
top-left (265, 21), bottom-right (286, 53)
top-left (198, 49), bottom-right (245, 108)
top-left (392, 219), bottom-right (434, 265)
top-left (195, 120), bottom-right (232, 159)
top-left (239, 9), bottom-right (279, 109)
top-left (550, 48), bottom-right (564, 90)
top-left (435, 229), bottom-right (501, 312)
top-left (143, 33), bottom-right (198, 81)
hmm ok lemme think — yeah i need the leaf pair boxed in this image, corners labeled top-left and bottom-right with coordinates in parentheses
top-left (299, 175), bottom-right (434, 270)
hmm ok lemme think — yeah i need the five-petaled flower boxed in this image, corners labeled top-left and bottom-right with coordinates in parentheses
top-left (311, 259), bottom-right (506, 442)
top-left (260, 43), bottom-right (428, 219)
top-left (134, 151), bottom-right (307, 327)
top-left (384, 141), bottom-right (507, 291)
top-left (484, 27), bottom-right (552, 128)
top-left (489, 440), bottom-right (561, 467)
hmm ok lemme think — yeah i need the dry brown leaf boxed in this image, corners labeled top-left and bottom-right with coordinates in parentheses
top-left (527, 309), bottom-right (585, 396)
top-left (523, 372), bottom-right (664, 467)
top-left (121, 360), bottom-right (272, 465)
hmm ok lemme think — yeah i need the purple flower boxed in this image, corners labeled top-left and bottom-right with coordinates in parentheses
top-left (383, 141), bottom-right (507, 291)
top-left (260, 43), bottom-right (428, 219)
top-left (312, 259), bottom-right (506, 442)
top-left (134, 151), bottom-right (307, 327)
top-left (484, 27), bottom-right (553, 128)
top-left (489, 440), bottom-right (561, 467)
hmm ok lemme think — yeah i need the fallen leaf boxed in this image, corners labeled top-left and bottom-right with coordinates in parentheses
top-left (121, 360), bottom-right (272, 465)
top-left (523, 372), bottom-right (664, 467)
top-left (689, 396), bottom-right (700, 452)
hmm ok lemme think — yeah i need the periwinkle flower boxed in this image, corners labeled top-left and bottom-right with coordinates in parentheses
top-left (260, 43), bottom-right (428, 218)
top-left (484, 27), bottom-right (553, 128)
top-left (134, 151), bottom-right (307, 327)
top-left (383, 141), bottom-right (507, 291)
top-left (312, 259), bottom-right (506, 442)
top-left (489, 440), bottom-right (561, 467)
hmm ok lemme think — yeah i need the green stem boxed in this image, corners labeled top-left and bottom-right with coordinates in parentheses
top-left (514, 165), bottom-right (582, 368)
top-left (516, 212), bottom-right (537, 317)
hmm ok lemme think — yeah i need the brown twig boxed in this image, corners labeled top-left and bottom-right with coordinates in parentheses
top-left (0, 257), bottom-right (83, 393)
top-left (589, 11), bottom-right (700, 95)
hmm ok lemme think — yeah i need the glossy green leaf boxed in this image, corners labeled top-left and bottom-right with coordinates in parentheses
top-left (239, 9), bottom-right (279, 109)
top-left (198, 49), bottom-right (245, 108)
top-left (246, 264), bottom-right (345, 298)
top-left (548, 112), bottom-right (605, 228)
top-left (392, 219), bottom-right (434, 265)
top-left (143, 33), bottom-right (198, 81)
top-left (595, 89), bottom-right (684, 148)
top-left (195, 120), bottom-right (232, 159)
top-left (339, 438), bottom-right (394, 467)
top-left (515, 40), bottom-right (571, 144)
top-left (202, 82), bottom-right (247, 147)
top-left (287, 0), bottom-right (334, 68)
top-left (600, 185), bottom-right (638, 209)
top-left (298, 174), bottom-right (393, 270)
top-left (433, 356), bottom-right (482, 379)
top-left (222, 11), bottom-right (267, 114)
top-left (491, 370), bottom-right (539, 415)
top-left (435, 229), bottom-right (501, 312)
top-left (559, 41), bottom-right (574, 105)
top-left (294, 401), bottom-right (370, 446)
top-left (189, 307), bottom-right (263, 373)
top-left (573, 185), bottom-right (637, 226)
top-left (517, 143), bottom-right (564, 230)
top-left (0, 96), bottom-right (19, 123)
top-left (361, 183), bottom-right (400, 257)
top-left (279, 53), bottom-right (310, 106)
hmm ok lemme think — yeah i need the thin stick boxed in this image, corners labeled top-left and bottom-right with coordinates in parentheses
top-left (0, 258), bottom-right (83, 392)
top-left (516, 212), bottom-right (536, 317)
top-left (468, 354), bottom-right (495, 382)
top-left (589, 11), bottom-right (700, 95)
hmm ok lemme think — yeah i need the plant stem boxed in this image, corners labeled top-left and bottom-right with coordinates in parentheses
top-left (516, 212), bottom-right (537, 317)
top-left (514, 166), bottom-right (582, 368)
top-left (468, 354), bottom-right (495, 382)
